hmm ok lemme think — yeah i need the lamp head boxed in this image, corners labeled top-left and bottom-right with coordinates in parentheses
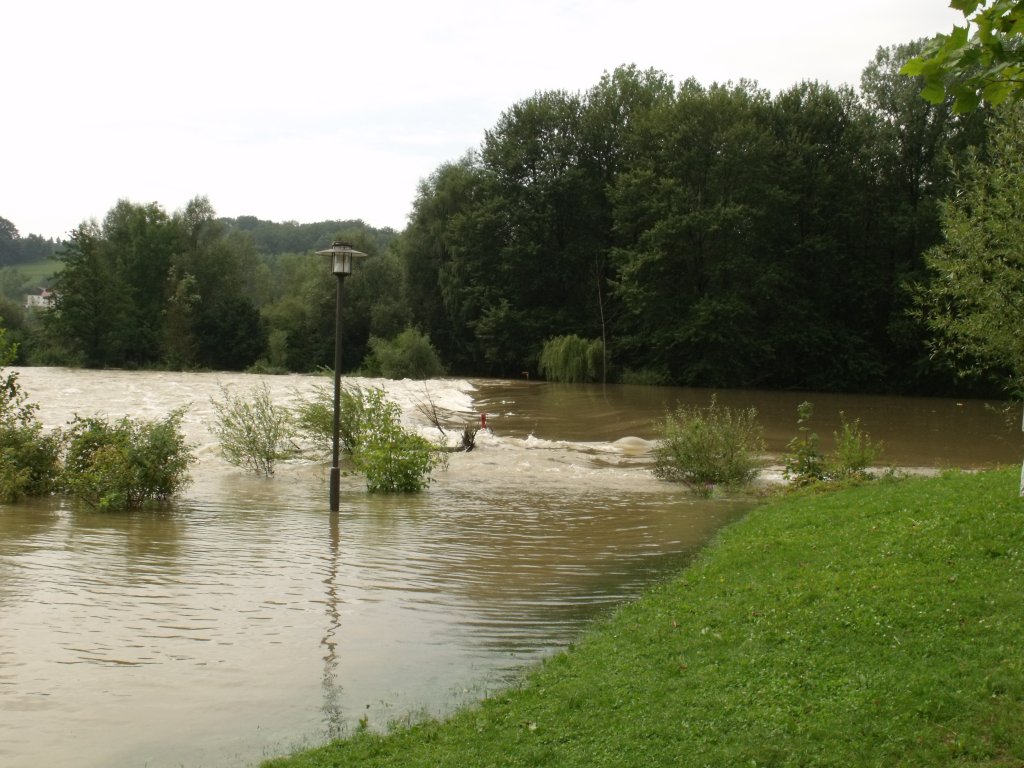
top-left (315, 241), bottom-right (368, 276)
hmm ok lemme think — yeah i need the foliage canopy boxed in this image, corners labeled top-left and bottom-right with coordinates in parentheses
top-left (915, 102), bottom-right (1024, 392)
top-left (902, 0), bottom-right (1024, 113)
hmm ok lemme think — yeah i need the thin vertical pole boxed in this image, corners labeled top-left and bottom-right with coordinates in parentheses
top-left (330, 273), bottom-right (344, 512)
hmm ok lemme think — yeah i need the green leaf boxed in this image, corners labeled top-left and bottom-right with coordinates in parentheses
top-left (921, 79), bottom-right (949, 104)
top-left (951, 0), bottom-right (982, 14)
top-left (983, 77), bottom-right (1017, 105)
top-left (952, 88), bottom-right (982, 113)
top-left (900, 57), bottom-right (927, 76)
top-left (948, 24), bottom-right (971, 49)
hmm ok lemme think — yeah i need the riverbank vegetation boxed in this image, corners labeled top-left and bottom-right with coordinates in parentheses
top-left (1, 326), bottom-right (194, 508)
top-left (652, 396), bottom-right (764, 494)
top-left (214, 381), bottom-right (447, 492)
top-left (264, 467), bottom-right (1024, 767)
top-left (651, 398), bottom-right (885, 496)
top-left (0, 32), bottom-right (1016, 399)
top-left (60, 409), bottom-right (194, 509)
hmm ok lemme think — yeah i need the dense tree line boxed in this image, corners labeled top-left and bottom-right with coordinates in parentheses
top-left (0, 217), bottom-right (59, 266)
top-left (0, 37), bottom-right (1012, 396)
top-left (396, 46), bottom-right (992, 393)
top-left (22, 201), bottom-right (402, 372)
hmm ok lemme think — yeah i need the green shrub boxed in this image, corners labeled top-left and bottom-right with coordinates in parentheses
top-left (60, 409), bottom-right (194, 509)
top-left (211, 383), bottom-right (294, 476)
top-left (782, 401), bottom-right (825, 485)
top-left (538, 335), bottom-right (604, 383)
top-left (653, 396), bottom-right (765, 494)
top-left (362, 328), bottom-right (446, 380)
top-left (0, 426), bottom-right (61, 502)
top-left (295, 384), bottom-right (442, 492)
top-left (826, 411), bottom-right (884, 480)
top-left (0, 327), bottom-right (60, 502)
top-left (783, 402), bottom-right (884, 485)
top-left (293, 382), bottom-right (372, 459)
top-left (350, 388), bottom-right (441, 493)
top-left (620, 367), bottom-right (670, 386)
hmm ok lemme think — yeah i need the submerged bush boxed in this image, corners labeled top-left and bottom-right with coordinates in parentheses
top-left (211, 382), bottom-right (294, 477)
top-left (0, 425), bottom-right (62, 503)
top-left (0, 327), bottom-right (61, 502)
top-left (61, 409), bottom-right (194, 509)
top-left (620, 367), bottom-right (670, 386)
top-left (653, 396), bottom-right (764, 494)
top-left (293, 382), bottom-right (371, 459)
top-left (351, 388), bottom-right (441, 493)
top-left (294, 384), bottom-right (442, 492)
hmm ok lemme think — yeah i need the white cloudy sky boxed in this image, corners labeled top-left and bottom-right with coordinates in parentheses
top-left (3, 1), bottom-right (963, 240)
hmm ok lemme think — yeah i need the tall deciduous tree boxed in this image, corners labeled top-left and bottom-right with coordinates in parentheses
top-left (611, 79), bottom-right (779, 386)
top-left (915, 103), bottom-right (1024, 491)
top-left (49, 221), bottom-right (134, 367)
top-left (171, 197), bottom-right (266, 370)
top-left (396, 153), bottom-right (488, 369)
top-left (916, 103), bottom-right (1024, 388)
top-left (50, 196), bottom-right (268, 370)
top-left (859, 40), bottom-right (989, 390)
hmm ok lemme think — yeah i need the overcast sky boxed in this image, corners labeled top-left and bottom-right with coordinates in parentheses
top-left (3, 1), bottom-right (963, 241)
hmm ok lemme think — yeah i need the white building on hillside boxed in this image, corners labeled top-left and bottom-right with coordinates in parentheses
top-left (24, 288), bottom-right (54, 310)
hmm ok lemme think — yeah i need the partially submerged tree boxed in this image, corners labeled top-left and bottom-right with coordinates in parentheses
top-left (211, 383), bottom-right (294, 477)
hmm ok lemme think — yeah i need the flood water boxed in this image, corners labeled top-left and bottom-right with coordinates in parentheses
top-left (1, 369), bottom-right (1021, 768)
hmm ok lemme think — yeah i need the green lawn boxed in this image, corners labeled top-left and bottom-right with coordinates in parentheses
top-left (264, 469), bottom-right (1024, 767)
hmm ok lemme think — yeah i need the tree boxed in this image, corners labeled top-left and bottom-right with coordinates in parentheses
top-left (102, 199), bottom-right (180, 363)
top-left (902, 0), bottom-right (1024, 113)
top-left (0, 217), bottom-right (18, 266)
top-left (859, 40), bottom-right (988, 391)
top-left (761, 80), bottom-right (886, 391)
top-left (47, 200), bottom-right (180, 368)
top-left (395, 154), bottom-right (486, 368)
top-left (916, 104), bottom-right (1024, 383)
top-left (915, 103), bottom-right (1024, 490)
top-left (610, 79), bottom-right (780, 387)
top-left (172, 198), bottom-right (267, 370)
top-left (48, 222), bottom-right (134, 366)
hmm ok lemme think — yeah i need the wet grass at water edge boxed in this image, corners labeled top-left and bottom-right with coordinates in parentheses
top-left (264, 468), bottom-right (1024, 767)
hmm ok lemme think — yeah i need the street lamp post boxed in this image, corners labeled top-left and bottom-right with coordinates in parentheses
top-left (315, 241), bottom-right (367, 512)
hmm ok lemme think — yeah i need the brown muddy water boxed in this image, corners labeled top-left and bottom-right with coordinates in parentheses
top-left (1, 369), bottom-right (1021, 767)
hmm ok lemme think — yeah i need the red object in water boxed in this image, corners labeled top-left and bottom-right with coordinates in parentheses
top-left (481, 413), bottom-right (487, 430)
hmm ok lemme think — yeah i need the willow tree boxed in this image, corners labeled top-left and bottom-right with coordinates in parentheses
top-left (538, 334), bottom-right (604, 383)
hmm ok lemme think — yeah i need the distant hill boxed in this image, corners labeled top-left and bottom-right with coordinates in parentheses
top-left (219, 216), bottom-right (398, 256)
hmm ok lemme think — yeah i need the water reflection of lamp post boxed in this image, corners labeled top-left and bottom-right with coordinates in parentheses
top-left (315, 241), bottom-right (367, 512)
top-left (321, 509), bottom-right (343, 738)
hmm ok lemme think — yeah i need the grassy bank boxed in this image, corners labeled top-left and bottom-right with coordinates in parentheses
top-left (264, 469), bottom-right (1024, 767)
